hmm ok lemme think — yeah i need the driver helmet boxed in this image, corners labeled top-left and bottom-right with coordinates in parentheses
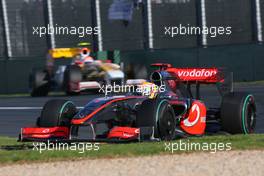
top-left (141, 81), bottom-right (159, 99)
top-left (80, 48), bottom-right (94, 63)
top-left (80, 48), bottom-right (90, 58)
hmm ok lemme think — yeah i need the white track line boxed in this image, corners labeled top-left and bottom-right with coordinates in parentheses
top-left (0, 107), bottom-right (83, 110)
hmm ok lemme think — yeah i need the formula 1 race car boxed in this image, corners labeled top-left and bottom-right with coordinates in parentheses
top-left (20, 63), bottom-right (257, 142)
top-left (30, 46), bottom-right (125, 96)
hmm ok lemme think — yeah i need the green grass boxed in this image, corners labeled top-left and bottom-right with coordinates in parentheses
top-left (0, 134), bottom-right (264, 165)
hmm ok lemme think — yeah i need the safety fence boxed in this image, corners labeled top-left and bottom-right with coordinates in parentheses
top-left (0, 0), bottom-right (262, 58)
top-left (1, 0), bottom-right (264, 94)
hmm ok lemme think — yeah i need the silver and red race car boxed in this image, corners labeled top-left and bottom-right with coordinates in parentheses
top-left (19, 63), bottom-right (257, 142)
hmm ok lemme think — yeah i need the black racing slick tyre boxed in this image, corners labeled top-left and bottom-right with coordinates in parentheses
top-left (38, 99), bottom-right (77, 127)
top-left (136, 99), bottom-right (176, 140)
top-left (220, 92), bottom-right (256, 134)
top-left (30, 70), bottom-right (50, 97)
top-left (63, 65), bottom-right (82, 95)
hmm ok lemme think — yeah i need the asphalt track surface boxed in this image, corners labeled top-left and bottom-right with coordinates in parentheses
top-left (0, 84), bottom-right (263, 137)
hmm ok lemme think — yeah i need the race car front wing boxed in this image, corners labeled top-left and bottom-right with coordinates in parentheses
top-left (19, 125), bottom-right (157, 142)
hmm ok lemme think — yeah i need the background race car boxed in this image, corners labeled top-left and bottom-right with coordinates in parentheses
top-left (29, 45), bottom-right (125, 96)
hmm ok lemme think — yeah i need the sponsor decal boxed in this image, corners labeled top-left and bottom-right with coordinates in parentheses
top-left (123, 133), bottom-right (134, 138)
top-left (183, 104), bottom-right (200, 127)
top-left (177, 69), bottom-right (217, 78)
top-left (42, 129), bottom-right (50, 133)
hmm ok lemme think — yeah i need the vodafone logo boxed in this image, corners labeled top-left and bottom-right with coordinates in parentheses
top-left (180, 101), bottom-right (207, 134)
top-left (183, 104), bottom-right (200, 127)
top-left (177, 69), bottom-right (217, 78)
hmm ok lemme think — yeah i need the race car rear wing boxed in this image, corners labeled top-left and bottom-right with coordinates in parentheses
top-left (167, 68), bottom-right (222, 83)
top-left (151, 63), bottom-right (233, 97)
top-left (151, 63), bottom-right (223, 83)
top-left (49, 48), bottom-right (80, 59)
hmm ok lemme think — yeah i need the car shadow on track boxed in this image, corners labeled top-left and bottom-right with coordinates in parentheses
top-left (0, 144), bottom-right (33, 151)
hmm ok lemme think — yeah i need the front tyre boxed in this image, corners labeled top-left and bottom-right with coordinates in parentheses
top-left (156, 100), bottom-right (176, 140)
top-left (136, 99), bottom-right (176, 140)
top-left (220, 92), bottom-right (256, 134)
top-left (38, 99), bottom-right (77, 127)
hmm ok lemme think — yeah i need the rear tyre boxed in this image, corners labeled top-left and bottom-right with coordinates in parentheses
top-left (136, 99), bottom-right (176, 140)
top-left (38, 99), bottom-right (77, 127)
top-left (220, 92), bottom-right (256, 134)
top-left (30, 70), bottom-right (50, 97)
top-left (63, 65), bottom-right (82, 95)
